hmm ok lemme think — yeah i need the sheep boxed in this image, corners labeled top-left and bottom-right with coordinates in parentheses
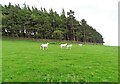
top-left (66, 44), bottom-right (72, 49)
top-left (78, 44), bottom-right (83, 46)
top-left (60, 43), bottom-right (67, 48)
top-left (40, 43), bottom-right (49, 50)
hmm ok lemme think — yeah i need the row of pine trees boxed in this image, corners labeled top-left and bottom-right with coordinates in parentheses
top-left (1, 3), bottom-right (104, 43)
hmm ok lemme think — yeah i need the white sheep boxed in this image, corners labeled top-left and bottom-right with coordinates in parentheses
top-left (60, 43), bottom-right (67, 48)
top-left (66, 44), bottom-right (72, 49)
top-left (40, 43), bottom-right (49, 50)
top-left (78, 43), bottom-right (83, 46)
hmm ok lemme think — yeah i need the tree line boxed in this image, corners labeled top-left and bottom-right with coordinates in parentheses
top-left (1, 2), bottom-right (104, 44)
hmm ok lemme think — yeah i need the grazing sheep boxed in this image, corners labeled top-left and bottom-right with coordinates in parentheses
top-left (78, 44), bottom-right (83, 46)
top-left (60, 43), bottom-right (67, 48)
top-left (40, 43), bottom-right (49, 50)
top-left (66, 44), bottom-right (72, 49)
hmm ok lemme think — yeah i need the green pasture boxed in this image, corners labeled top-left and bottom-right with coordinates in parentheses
top-left (2, 39), bottom-right (118, 82)
top-left (0, 39), bottom-right (2, 83)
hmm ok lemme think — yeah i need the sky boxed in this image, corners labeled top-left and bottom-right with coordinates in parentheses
top-left (1, 0), bottom-right (119, 46)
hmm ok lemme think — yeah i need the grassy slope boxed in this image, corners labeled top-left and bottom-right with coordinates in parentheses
top-left (2, 39), bottom-right (118, 82)
top-left (0, 39), bottom-right (2, 83)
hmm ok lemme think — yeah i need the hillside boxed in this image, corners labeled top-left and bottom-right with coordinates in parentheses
top-left (2, 39), bottom-right (118, 82)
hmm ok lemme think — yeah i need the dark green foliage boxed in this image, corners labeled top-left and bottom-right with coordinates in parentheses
top-left (1, 3), bottom-right (104, 44)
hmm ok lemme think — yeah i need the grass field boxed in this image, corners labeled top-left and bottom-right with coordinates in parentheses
top-left (2, 39), bottom-right (118, 82)
top-left (0, 39), bottom-right (2, 83)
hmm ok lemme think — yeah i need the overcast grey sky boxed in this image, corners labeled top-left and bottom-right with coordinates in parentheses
top-left (1, 0), bottom-right (118, 46)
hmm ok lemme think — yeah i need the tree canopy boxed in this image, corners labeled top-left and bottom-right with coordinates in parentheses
top-left (1, 3), bottom-right (104, 44)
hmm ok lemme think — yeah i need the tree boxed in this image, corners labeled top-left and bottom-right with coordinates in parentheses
top-left (1, 3), bottom-right (104, 44)
top-left (53, 30), bottom-right (64, 40)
